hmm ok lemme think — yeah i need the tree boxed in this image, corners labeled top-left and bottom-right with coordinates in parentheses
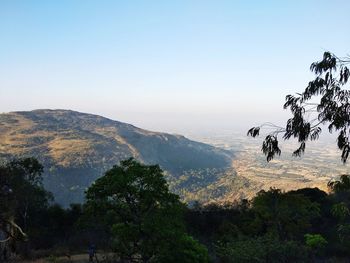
top-left (85, 158), bottom-right (208, 263)
top-left (8, 158), bottom-right (53, 232)
top-left (0, 158), bottom-right (52, 259)
top-left (251, 188), bottom-right (320, 240)
top-left (331, 202), bottom-right (349, 222)
top-left (0, 165), bottom-right (27, 253)
top-left (326, 175), bottom-right (350, 251)
top-left (328, 174), bottom-right (350, 193)
top-left (304, 234), bottom-right (327, 258)
top-left (248, 52), bottom-right (350, 162)
top-left (216, 234), bottom-right (308, 263)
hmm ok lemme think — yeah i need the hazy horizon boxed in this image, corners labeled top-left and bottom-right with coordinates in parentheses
top-left (1, 1), bottom-right (349, 134)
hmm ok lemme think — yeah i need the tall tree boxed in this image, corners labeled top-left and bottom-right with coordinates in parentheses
top-left (251, 188), bottom-right (320, 240)
top-left (85, 158), bottom-right (209, 263)
top-left (8, 158), bottom-right (52, 232)
top-left (0, 158), bottom-right (52, 259)
top-left (248, 52), bottom-right (350, 162)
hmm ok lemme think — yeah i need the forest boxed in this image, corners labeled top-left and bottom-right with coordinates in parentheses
top-left (1, 157), bottom-right (350, 262)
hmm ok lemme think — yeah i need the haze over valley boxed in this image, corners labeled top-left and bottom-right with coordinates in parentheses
top-left (189, 132), bottom-right (350, 202)
top-left (1, 109), bottom-right (348, 207)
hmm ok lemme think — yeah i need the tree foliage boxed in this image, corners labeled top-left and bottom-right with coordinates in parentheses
top-left (7, 158), bottom-right (53, 231)
top-left (248, 52), bottom-right (350, 162)
top-left (4, 158), bottom-right (350, 261)
top-left (0, 158), bottom-right (53, 259)
top-left (328, 174), bottom-right (350, 193)
top-left (216, 234), bottom-right (308, 263)
top-left (0, 158), bottom-right (52, 226)
top-left (84, 158), bottom-right (208, 263)
top-left (251, 188), bottom-right (320, 239)
top-left (304, 233), bottom-right (327, 250)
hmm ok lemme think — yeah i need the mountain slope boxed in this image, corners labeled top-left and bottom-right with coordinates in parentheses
top-left (0, 109), bottom-right (233, 205)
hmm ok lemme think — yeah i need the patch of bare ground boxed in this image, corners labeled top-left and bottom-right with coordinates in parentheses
top-left (14, 253), bottom-right (115, 263)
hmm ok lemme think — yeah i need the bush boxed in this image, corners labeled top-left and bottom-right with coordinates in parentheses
top-left (156, 234), bottom-right (210, 263)
top-left (216, 234), bottom-right (308, 263)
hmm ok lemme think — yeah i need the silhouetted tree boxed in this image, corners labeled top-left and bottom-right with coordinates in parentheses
top-left (248, 52), bottom-right (350, 162)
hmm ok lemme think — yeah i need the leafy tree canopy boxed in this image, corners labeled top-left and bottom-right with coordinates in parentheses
top-left (304, 233), bottom-right (328, 256)
top-left (328, 174), bottom-right (350, 193)
top-left (85, 158), bottom-right (208, 263)
top-left (251, 188), bottom-right (320, 239)
top-left (248, 52), bottom-right (350, 162)
top-left (0, 158), bottom-right (52, 246)
top-left (216, 234), bottom-right (308, 263)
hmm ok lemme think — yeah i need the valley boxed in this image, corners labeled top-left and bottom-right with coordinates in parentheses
top-left (186, 132), bottom-right (350, 203)
top-left (1, 109), bottom-right (349, 207)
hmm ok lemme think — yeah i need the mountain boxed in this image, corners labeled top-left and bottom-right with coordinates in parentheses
top-left (0, 109), bottom-right (233, 205)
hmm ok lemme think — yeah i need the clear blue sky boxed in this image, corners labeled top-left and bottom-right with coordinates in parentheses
top-left (0, 0), bottom-right (349, 134)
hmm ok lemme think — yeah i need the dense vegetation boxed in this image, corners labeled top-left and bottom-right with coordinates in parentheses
top-left (1, 157), bottom-right (350, 262)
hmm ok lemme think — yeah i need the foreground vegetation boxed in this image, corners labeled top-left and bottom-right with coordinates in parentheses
top-left (1, 157), bottom-right (350, 262)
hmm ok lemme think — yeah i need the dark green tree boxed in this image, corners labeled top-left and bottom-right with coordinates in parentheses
top-left (248, 52), bottom-right (350, 162)
top-left (304, 233), bottom-right (328, 259)
top-left (251, 188), bottom-right (320, 239)
top-left (8, 158), bottom-right (53, 232)
top-left (327, 175), bottom-right (350, 252)
top-left (0, 158), bottom-right (52, 258)
top-left (216, 234), bottom-right (308, 263)
top-left (85, 158), bottom-right (208, 263)
top-left (0, 165), bottom-right (26, 244)
top-left (328, 174), bottom-right (350, 193)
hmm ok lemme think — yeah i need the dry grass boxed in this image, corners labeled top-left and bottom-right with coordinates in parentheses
top-left (48, 138), bottom-right (93, 167)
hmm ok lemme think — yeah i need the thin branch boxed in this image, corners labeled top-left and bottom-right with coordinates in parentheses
top-left (0, 236), bottom-right (10, 243)
top-left (260, 122), bottom-right (285, 130)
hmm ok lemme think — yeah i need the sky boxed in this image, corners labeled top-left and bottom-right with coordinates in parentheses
top-left (0, 0), bottom-right (349, 135)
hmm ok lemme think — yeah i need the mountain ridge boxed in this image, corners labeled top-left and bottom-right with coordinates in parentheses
top-left (0, 109), bottom-right (234, 205)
